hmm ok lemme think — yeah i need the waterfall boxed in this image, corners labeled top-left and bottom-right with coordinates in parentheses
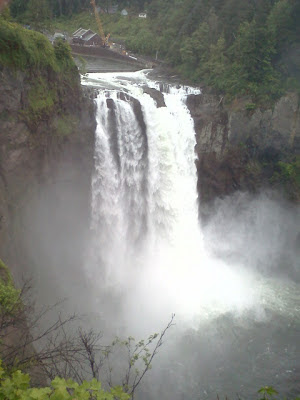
top-left (50, 66), bottom-right (298, 400)
top-left (91, 83), bottom-right (201, 267)
top-left (85, 71), bottom-right (257, 331)
top-left (79, 72), bottom-right (299, 399)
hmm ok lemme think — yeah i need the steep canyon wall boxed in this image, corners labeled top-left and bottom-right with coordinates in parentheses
top-left (0, 66), bottom-right (95, 288)
top-left (1, 65), bottom-right (299, 282)
top-left (186, 92), bottom-right (300, 214)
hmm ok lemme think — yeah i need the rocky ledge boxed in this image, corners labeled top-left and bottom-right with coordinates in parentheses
top-left (187, 92), bottom-right (300, 212)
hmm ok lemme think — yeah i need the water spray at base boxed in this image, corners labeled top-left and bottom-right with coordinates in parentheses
top-left (82, 71), bottom-right (298, 334)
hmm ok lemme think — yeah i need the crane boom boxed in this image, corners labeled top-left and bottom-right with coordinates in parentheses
top-left (90, 0), bottom-right (108, 46)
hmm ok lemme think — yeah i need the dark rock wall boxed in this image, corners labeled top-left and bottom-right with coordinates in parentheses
top-left (0, 67), bottom-right (96, 287)
top-left (1, 64), bottom-right (299, 282)
top-left (187, 92), bottom-right (300, 211)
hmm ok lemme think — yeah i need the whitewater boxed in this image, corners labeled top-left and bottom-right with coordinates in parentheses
top-left (82, 70), bottom-right (298, 332)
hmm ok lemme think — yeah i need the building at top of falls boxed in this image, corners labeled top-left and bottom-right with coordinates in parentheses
top-left (72, 28), bottom-right (103, 46)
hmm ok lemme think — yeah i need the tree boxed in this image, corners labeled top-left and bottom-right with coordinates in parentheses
top-left (201, 35), bottom-right (229, 91)
top-left (0, 259), bottom-right (174, 395)
top-left (26, 0), bottom-right (51, 29)
top-left (267, 0), bottom-right (293, 51)
top-left (9, 0), bottom-right (29, 19)
top-left (0, 361), bottom-right (131, 400)
top-left (226, 19), bottom-right (281, 100)
top-left (179, 22), bottom-right (211, 79)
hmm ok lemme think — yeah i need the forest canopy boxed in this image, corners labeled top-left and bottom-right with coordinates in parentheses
top-left (7, 0), bottom-right (300, 103)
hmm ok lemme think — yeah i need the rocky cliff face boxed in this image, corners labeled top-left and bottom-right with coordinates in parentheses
top-left (186, 92), bottom-right (300, 212)
top-left (0, 67), bottom-right (96, 287)
top-left (1, 65), bottom-right (299, 278)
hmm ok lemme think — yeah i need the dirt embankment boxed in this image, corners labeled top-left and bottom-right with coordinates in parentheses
top-left (70, 43), bottom-right (148, 71)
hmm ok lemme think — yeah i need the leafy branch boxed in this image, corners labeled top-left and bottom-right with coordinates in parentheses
top-left (107, 314), bottom-right (175, 399)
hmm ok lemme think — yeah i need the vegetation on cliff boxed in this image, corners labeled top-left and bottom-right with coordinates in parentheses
top-left (0, 17), bottom-right (74, 72)
top-left (0, 13), bottom-right (80, 129)
top-left (270, 155), bottom-right (300, 200)
top-left (0, 265), bottom-right (298, 398)
top-left (8, 0), bottom-right (300, 105)
top-left (0, 362), bottom-right (295, 400)
top-left (0, 257), bottom-right (174, 397)
top-left (0, 362), bottom-right (130, 400)
top-left (0, 259), bottom-right (21, 317)
top-left (0, 270), bottom-right (296, 399)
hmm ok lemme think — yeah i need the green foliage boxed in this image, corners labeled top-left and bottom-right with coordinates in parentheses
top-left (20, 77), bottom-right (57, 127)
top-left (77, 55), bottom-right (87, 75)
top-left (0, 360), bottom-right (130, 400)
top-left (267, 0), bottom-right (294, 51)
top-left (50, 11), bottom-right (98, 35)
top-left (245, 103), bottom-right (257, 111)
top-left (246, 159), bottom-right (262, 177)
top-left (0, 360), bottom-right (298, 400)
top-left (126, 29), bottom-right (156, 55)
top-left (0, 259), bottom-right (21, 316)
top-left (9, 0), bottom-right (29, 20)
top-left (258, 386), bottom-right (278, 400)
top-left (55, 114), bottom-right (79, 137)
top-left (0, 282), bottom-right (21, 316)
top-left (107, 316), bottom-right (174, 396)
top-left (270, 156), bottom-right (300, 200)
top-left (50, 11), bottom-right (157, 55)
top-left (15, 0), bottom-right (298, 105)
top-left (0, 19), bottom-right (75, 72)
top-left (0, 19), bottom-right (57, 71)
top-left (0, 19), bottom-right (78, 128)
top-left (53, 39), bottom-right (74, 68)
top-left (225, 20), bottom-right (284, 103)
top-left (25, 0), bottom-right (51, 30)
top-left (200, 35), bottom-right (229, 91)
top-left (276, 158), bottom-right (300, 184)
top-left (179, 22), bottom-right (210, 78)
top-left (45, 0), bottom-right (296, 105)
top-left (0, 6), bottom-right (11, 21)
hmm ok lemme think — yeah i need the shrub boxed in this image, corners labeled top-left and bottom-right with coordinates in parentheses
top-left (0, 19), bottom-right (57, 71)
top-left (0, 259), bottom-right (21, 316)
top-left (53, 39), bottom-right (74, 69)
top-left (0, 360), bottom-right (130, 400)
top-left (0, 19), bottom-right (76, 73)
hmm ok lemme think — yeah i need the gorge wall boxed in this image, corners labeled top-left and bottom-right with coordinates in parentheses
top-left (0, 66), bottom-right (95, 286)
top-left (186, 92), bottom-right (300, 216)
top-left (1, 63), bottom-right (299, 283)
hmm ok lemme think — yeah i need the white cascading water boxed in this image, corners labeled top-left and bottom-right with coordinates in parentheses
top-left (84, 71), bottom-right (258, 332)
top-left (76, 71), bottom-right (300, 399)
